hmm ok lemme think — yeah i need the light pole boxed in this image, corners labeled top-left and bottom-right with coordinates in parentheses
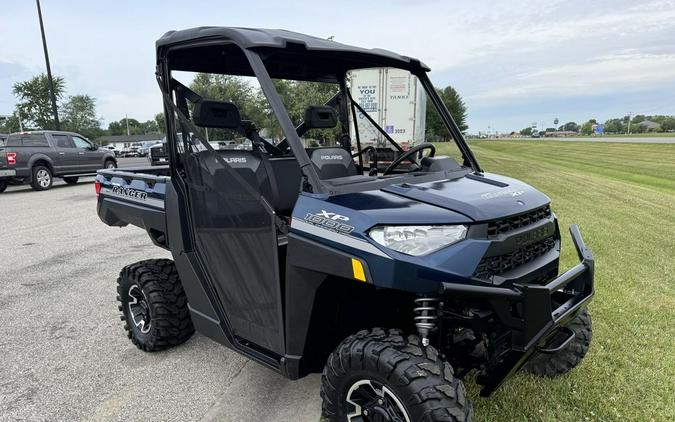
top-left (626, 112), bottom-right (633, 134)
top-left (36, 0), bottom-right (60, 130)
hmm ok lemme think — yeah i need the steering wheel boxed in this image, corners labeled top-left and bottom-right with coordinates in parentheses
top-left (382, 143), bottom-right (436, 176)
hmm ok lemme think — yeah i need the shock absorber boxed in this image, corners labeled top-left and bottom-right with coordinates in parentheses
top-left (414, 297), bottom-right (439, 346)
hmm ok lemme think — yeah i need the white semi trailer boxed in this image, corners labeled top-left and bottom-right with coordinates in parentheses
top-left (348, 67), bottom-right (426, 150)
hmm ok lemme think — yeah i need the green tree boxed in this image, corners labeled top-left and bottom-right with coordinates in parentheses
top-left (580, 120), bottom-right (594, 135)
top-left (661, 117), bottom-right (675, 132)
top-left (604, 118), bottom-right (625, 134)
top-left (426, 85), bottom-right (468, 140)
top-left (560, 121), bottom-right (579, 132)
top-left (0, 113), bottom-right (22, 133)
top-left (13, 73), bottom-right (66, 130)
top-left (520, 127), bottom-right (533, 136)
top-left (61, 95), bottom-right (101, 139)
top-left (108, 118), bottom-right (135, 135)
top-left (155, 112), bottom-right (166, 134)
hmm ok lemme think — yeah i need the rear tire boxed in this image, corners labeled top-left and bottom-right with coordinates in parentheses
top-left (30, 165), bottom-right (53, 191)
top-left (523, 309), bottom-right (592, 377)
top-left (105, 159), bottom-right (117, 169)
top-left (117, 259), bottom-right (194, 352)
top-left (0, 181), bottom-right (6, 193)
top-left (321, 328), bottom-right (473, 422)
top-left (63, 176), bottom-right (79, 184)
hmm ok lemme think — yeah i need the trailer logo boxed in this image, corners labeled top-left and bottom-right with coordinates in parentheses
top-left (305, 210), bottom-right (354, 234)
top-left (110, 185), bottom-right (148, 200)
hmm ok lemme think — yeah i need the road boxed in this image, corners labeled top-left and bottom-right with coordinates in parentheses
top-left (0, 158), bottom-right (321, 421)
top-left (478, 136), bottom-right (675, 143)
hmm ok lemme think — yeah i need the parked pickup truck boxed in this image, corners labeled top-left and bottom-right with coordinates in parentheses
top-left (0, 130), bottom-right (117, 192)
top-left (147, 141), bottom-right (168, 166)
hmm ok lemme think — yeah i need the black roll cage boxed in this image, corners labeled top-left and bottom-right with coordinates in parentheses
top-left (157, 37), bottom-right (482, 194)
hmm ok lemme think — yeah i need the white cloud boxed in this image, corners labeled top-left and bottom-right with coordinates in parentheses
top-left (470, 53), bottom-right (675, 101)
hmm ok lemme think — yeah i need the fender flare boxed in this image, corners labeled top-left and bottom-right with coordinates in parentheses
top-left (28, 153), bottom-right (56, 174)
top-left (102, 153), bottom-right (117, 166)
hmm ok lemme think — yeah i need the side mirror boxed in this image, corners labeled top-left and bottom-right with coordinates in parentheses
top-left (304, 106), bottom-right (337, 129)
top-left (90, 144), bottom-right (99, 151)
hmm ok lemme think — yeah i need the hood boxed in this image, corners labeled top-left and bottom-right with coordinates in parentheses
top-left (381, 172), bottom-right (550, 222)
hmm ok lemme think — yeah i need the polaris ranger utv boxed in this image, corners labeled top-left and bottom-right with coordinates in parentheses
top-left (96, 27), bottom-right (594, 421)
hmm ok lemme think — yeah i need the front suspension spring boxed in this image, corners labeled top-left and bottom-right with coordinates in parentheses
top-left (414, 297), bottom-right (440, 346)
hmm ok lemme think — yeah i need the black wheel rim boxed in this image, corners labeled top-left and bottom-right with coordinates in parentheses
top-left (128, 285), bottom-right (152, 334)
top-left (346, 379), bottom-right (410, 422)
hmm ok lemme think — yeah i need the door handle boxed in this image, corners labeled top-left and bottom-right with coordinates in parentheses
top-left (58, 152), bottom-right (65, 155)
top-left (78, 152), bottom-right (85, 155)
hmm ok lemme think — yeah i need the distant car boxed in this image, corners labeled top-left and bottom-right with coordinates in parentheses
top-left (0, 130), bottom-right (117, 192)
top-left (147, 142), bottom-right (168, 165)
top-left (138, 141), bottom-right (161, 157)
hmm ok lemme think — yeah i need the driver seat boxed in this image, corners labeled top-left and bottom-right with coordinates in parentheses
top-left (308, 147), bottom-right (358, 180)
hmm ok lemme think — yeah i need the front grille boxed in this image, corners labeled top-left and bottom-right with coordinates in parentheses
top-left (487, 205), bottom-right (552, 237)
top-left (474, 236), bottom-right (556, 281)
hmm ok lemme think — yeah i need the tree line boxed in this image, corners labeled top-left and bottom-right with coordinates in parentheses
top-left (1, 73), bottom-right (468, 143)
top-left (521, 114), bottom-right (675, 136)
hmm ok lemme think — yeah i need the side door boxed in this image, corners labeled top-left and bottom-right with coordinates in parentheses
top-left (71, 135), bottom-right (100, 172)
top-left (178, 132), bottom-right (285, 356)
top-left (50, 133), bottom-right (79, 173)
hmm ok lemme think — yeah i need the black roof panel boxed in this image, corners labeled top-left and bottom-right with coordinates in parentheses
top-left (156, 27), bottom-right (429, 72)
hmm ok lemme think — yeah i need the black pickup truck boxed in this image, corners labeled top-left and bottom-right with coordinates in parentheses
top-left (0, 130), bottom-right (117, 192)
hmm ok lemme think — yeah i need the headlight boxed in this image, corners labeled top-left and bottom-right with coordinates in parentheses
top-left (369, 225), bottom-right (467, 256)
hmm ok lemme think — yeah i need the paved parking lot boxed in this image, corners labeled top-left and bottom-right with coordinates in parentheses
top-left (0, 159), bottom-right (321, 421)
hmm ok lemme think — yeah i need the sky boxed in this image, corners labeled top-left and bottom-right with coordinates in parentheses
top-left (1, 0), bottom-right (674, 133)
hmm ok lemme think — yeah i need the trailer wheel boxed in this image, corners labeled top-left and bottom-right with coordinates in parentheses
top-left (321, 328), bottom-right (473, 422)
top-left (30, 165), bottom-right (53, 191)
top-left (117, 259), bottom-right (194, 352)
top-left (523, 309), bottom-right (592, 377)
top-left (63, 177), bottom-right (79, 184)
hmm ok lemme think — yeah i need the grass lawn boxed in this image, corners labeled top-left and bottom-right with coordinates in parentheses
top-left (433, 140), bottom-right (675, 421)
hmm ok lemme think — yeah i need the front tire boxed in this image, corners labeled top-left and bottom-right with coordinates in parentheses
top-left (523, 309), bottom-right (592, 377)
top-left (117, 259), bottom-right (195, 352)
top-left (30, 165), bottom-right (53, 191)
top-left (63, 176), bottom-right (79, 184)
top-left (321, 328), bottom-right (473, 422)
top-left (105, 159), bottom-right (117, 169)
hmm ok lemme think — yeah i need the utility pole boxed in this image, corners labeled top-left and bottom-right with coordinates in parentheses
top-left (626, 112), bottom-right (633, 134)
top-left (36, 0), bottom-right (60, 130)
top-left (125, 114), bottom-right (130, 136)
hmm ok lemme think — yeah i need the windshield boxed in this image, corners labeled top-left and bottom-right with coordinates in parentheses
top-left (163, 42), bottom-right (477, 195)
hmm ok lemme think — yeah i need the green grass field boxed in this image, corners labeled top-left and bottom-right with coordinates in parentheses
top-left (433, 140), bottom-right (675, 421)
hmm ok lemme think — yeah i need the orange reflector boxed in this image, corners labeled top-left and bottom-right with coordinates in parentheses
top-left (351, 258), bottom-right (366, 282)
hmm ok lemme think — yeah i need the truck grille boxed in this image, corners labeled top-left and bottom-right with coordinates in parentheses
top-left (474, 236), bottom-right (556, 281)
top-left (487, 205), bottom-right (552, 237)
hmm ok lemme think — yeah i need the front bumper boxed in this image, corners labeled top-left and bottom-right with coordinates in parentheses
top-left (439, 225), bottom-right (594, 396)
